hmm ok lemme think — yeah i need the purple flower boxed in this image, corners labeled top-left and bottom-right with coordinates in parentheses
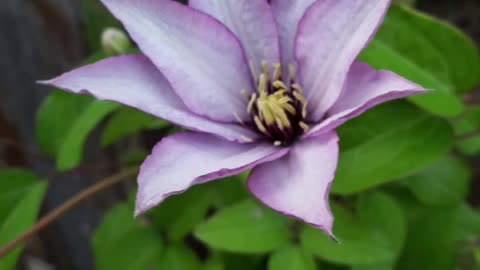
top-left (42, 0), bottom-right (425, 235)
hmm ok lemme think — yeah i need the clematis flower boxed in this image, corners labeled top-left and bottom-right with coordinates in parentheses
top-left (41, 0), bottom-right (425, 236)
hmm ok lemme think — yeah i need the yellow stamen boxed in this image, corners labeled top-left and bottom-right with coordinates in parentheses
top-left (273, 63), bottom-right (282, 81)
top-left (258, 74), bottom-right (267, 95)
top-left (233, 111), bottom-right (244, 125)
top-left (293, 91), bottom-right (308, 118)
top-left (273, 80), bottom-right (287, 90)
top-left (289, 64), bottom-right (295, 82)
top-left (292, 83), bottom-right (304, 93)
top-left (247, 93), bottom-right (257, 113)
top-left (261, 60), bottom-right (271, 82)
top-left (254, 116), bottom-right (268, 134)
top-left (249, 61), bottom-right (258, 84)
top-left (299, 121), bottom-right (310, 133)
top-left (241, 135), bottom-right (254, 143)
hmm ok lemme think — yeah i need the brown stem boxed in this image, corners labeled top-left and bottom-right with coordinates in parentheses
top-left (0, 167), bottom-right (139, 257)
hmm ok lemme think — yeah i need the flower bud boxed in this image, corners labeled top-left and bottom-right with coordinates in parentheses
top-left (101, 27), bottom-right (131, 55)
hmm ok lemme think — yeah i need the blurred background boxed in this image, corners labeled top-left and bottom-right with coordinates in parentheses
top-left (0, 0), bottom-right (479, 269)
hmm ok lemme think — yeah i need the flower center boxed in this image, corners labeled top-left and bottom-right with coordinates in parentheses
top-left (238, 61), bottom-right (309, 146)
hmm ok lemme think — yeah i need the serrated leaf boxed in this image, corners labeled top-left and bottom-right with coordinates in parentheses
top-left (403, 156), bottom-right (471, 206)
top-left (101, 107), bottom-right (168, 147)
top-left (0, 180), bottom-right (47, 270)
top-left (333, 101), bottom-right (453, 195)
top-left (268, 246), bottom-right (316, 270)
top-left (195, 199), bottom-right (291, 254)
top-left (361, 5), bottom-right (480, 116)
top-left (301, 192), bottom-right (406, 266)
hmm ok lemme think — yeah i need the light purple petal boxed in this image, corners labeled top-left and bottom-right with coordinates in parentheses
top-left (307, 62), bottom-right (426, 137)
top-left (270, 0), bottom-right (316, 68)
top-left (40, 54), bottom-right (259, 142)
top-left (189, 0), bottom-right (280, 72)
top-left (136, 132), bottom-right (289, 215)
top-left (295, 0), bottom-right (391, 122)
top-left (101, 0), bottom-right (253, 122)
top-left (248, 132), bottom-right (339, 235)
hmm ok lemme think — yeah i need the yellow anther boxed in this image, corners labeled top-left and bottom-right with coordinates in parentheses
top-left (289, 64), bottom-right (296, 82)
top-left (267, 102), bottom-right (291, 128)
top-left (292, 83), bottom-right (304, 93)
top-left (233, 111), bottom-right (244, 125)
top-left (254, 116), bottom-right (268, 134)
top-left (247, 93), bottom-right (257, 113)
top-left (257, 99), bottom-right (275, 124)
top-left (293, 91), bottom-right (307, 104)
top-left (273, 80), bottom-right (287, 90)
top-left (241, 135), bottom-right (254, 143)
top-left (283, 103), bottom-right (297, 115)
top-left (249, 61), bottom-right (258, 84)
top-left (293, 91), bottom-right (308, 118)
top-left (258, 74), bottom-right (267, 95)
top-left (261, 60), bottom-right (271, 82)
top-left (299, 121), bottom-right (310, 133)
top-left (273, 63), bottom-right (282, 81)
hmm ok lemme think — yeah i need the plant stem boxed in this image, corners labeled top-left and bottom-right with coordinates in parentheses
top-left (0, 167), bottom-right (139, 257)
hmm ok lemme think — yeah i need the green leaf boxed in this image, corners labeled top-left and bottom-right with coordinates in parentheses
top-left (101, 107), bottom-right (169, 147)
top-left (150, 184), bottom-right (215, 242)
top-left (0, 181), bottom-right (47, 270)
top-left (361, 5), bottom-right (480, 116)
top-left (57, 100), bottom-right (119, 170)
top-left (0, 169), bottom-right (41, 219)
top-left (454, 107), bottom-right (480, 156)
top-left (82, 0), bottom-right (122, 51)
top-left (93, 202), bottom-right (163, 270)
top-left (268, 246), bottom-right (316, 270)
top-left (203, 254), bottom-right (225, 270)
top-left (301, 192), bottom-right (406, 266)
top-left (403, 156), bottom-right (471, 206)
top-left (396, 206), bottom-right (459, 270)
top-left (155, 245), bottom-right (201, 270)
top-left (454, 204), bottom-right (480, 243)
top-left (36, 90), bottom-right (119, 171)
top-left (333, 101), bottom-right (453, 194)
top-left (195, 199), bottom-right (291, 254)
top-left (221, 253), bottom-right (264, 270)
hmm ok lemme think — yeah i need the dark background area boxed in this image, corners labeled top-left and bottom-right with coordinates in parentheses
top-left (0, 0), bottom-right (478, 269)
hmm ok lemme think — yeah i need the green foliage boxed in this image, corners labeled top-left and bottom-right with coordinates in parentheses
top-left (396, 206), bottom-right (459, 270)
top-left (403, 156), bottom-right (471, 206)
top-left (36, 90), bottom-right (119, 170)
top-left (333, 101), bottom-right (453, 194)
top-left (102, 107), bottom-right (169, 147)
top-left (301, 192), bottom-right (406, 266)
top-left (93, 201), bottom-right (163, 270)
top-left (0, 170), bottom-right (47, 270)
top-left (194, 199), bottom-right (291, 254)
top-left (82, 0), bottom-right (122, 51)
top-left (361, 5), bottom-right (480, 117)
top-left (268, 246), bottom-right (316, 270)
top-left (454, 107), bottom-right (480, 155)
top-left (155, 245), bottom-right (202, 270)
